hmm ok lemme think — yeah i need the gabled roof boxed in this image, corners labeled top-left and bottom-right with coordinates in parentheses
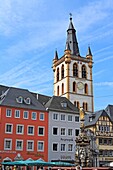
top-left (84, 109), bottom-right (113, 127)
top-left (44, 96), bottom-right (79, 114)
top-left (105, 104), bottom-right (113, 120)
top-left (0, 85), bottom-right (46, 111)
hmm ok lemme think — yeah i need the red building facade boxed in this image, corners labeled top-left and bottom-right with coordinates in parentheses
top-left (0, 85), bottom-right (48, 163)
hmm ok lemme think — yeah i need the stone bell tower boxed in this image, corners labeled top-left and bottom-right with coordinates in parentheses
top-left (52, 15), bottom-right (94, 114)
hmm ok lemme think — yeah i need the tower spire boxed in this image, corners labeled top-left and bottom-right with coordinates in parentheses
top-left (66, 14), bottom-right (80, 56)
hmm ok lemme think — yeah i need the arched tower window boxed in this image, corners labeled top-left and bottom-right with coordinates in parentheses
top-left (57, 68), bottom-right (59, 82)
top-left (85, 83), bottom-right (88, 94)
top-left (57, 86), bottom-right (59, 96)
top-left (61, 64), bottom-right (64, 79)
top-left (77, 101), bottom-right (80, 109)
top-left (73, 63), bottom-right (78, 77)
top-left (83, 102), bottom-right (85, 110)
top-left (73, 81), bottom-right (76, 92)
top-left (74, 101), bottom-right (76, 106)
top-left (62, 83), bottom-right (64, 94)
top-left (86, 103), bottom-right (88, 111)
top-left (82, 65), bottom-right (87, 78)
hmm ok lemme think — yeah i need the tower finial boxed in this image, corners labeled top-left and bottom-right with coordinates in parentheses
top-left (69, 13), bottom-right (72, 20)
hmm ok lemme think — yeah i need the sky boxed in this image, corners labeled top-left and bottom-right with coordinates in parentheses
top-left (0, 0), bottom-right (113, 111)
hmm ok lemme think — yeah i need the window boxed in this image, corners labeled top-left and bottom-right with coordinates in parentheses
top-left (53, 113), bottom-right (58, 120)
top-left (61, 64), bottom-right (64, 79)
top-left (5, 124), bottom-right (13, 134)
top-left (4, 139), bottom-right (12, 150)
top-left (57, 86), bottom-right (59, 96)
top-left (86, 103), bottom-right (88, 111)
top-left (62, 83), bottom-right (64, 94)
top-left (61, 144), bottom-right (65, 152)
top-left (23, 111), bottom-right (29, 119)
top-left (53, 143), bottom-right (58, 151)
top-left (61, 128), bottom-right (66, 136)
top-left (75, 129), bottom-right (79, 136)
top-left (74, 101), bottom-right (76, 106)
top-left (6, 109), bottom-right (12, 117)
top-left (61, 114), bottom-right (65, 121)
top-left (16, 96), bottom-right (23, 103)
top-left (68, 129), bottom-right (73, 136)
top-left (38, 141), bottom-right (44, 151)
top-left (57, 68), bottom-right (59, 81)
top-left (75, 116), bottom-right (79, 122)
top-left (61, 102), bottom-right (67, 108)
top-left (73, 82), bottom-right (76, 92)
top-left (15, 110), bottom-right (20, 118)
top-left (77, 101), bottom-right (80, 108)
top-left (16, 140), bottom-right (23, 150)
top-left (68, 144), bottom-right (73, 152)
top-left (73, 63), bottom-right (78, 77)
top-left (82, 65), bottom-right (86, 78)
top-left (85, 84), bottom-right (88, 94)
top-left (32, 112), bottom-right (37, 120)
top-left (24, 97), bottom-right (31, 104)
top-left (28, 126), bottom-right (34, 135)
top-left (99, 138), bottom-right (103, 145)
top-left (40, 113), bottom-right (44, 120)
top-left (27, 140), bottom-right (34, 151)
top-left (68, 115), bottom-right (72, 121)
top-left (16, 125), bottom-right (24, 134)
top-left (38, 127), bottom-right (44, 136)
top-left (53, 127), bottom-right (58, 135)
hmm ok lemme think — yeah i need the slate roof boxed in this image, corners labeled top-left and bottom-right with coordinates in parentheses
top-left (0, 85), bottom-right (46, 111)
top-left (105, 104), bottom-right (113, 120)
top-left (84, 108), bottom-right (113, 128)
top-left (44, 96), bottom-right (79, 114)
top-left (37, 93), bottom-right (51, 105)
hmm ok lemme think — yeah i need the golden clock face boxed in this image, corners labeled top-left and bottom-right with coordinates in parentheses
top-left (77, 82), bottom-right (84, 90)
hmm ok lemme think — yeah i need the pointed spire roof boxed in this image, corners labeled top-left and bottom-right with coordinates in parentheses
top-left (54, 50), bottom-right (58, 60)
top-left (86, 46), bottom-right (92, 56)
top-left (66, 14), bottom-right (80, 56)
top-left (65, 42), bottom-right (71, 51)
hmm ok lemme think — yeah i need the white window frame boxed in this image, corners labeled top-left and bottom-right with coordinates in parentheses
top-left (75, 116), bottom-right (79, 122)
top-left (5, 123), bottom-right (13, 134)
top-left (52, 142), bottom-right (59, 152)
top-left (4, 138), bottom-right (12, 150)
top-left (68, 128), bottom-right (73, 136)
top-left (61, 144), bottom-right (66, 152)
top-left (16, 124), bottom-right (24, 134)
top-left (23, 111), bottom-right (29, 119)
top-left (37, 141), bottom-right (44, 152)
top-left (15, 110), bottom-right (20, 118)
top-left (27, 140), bottom-right (34, 151)
top-left (27, 126), bottom-right (34, 135)
top-left (31, 112), bottom-right (37, 120)
top-left (53, 113), bottom-right (59, 121)
top-left (60, 128), bottom-right (66, 136)
top-left (16, 139), bottom-right (23, 151)
top-left (68, 115), bottom-right (73, 122)
top-left (75, 129), bottom-right (80, 136)
top-left (52, 127), bottom-right (59, 136)
top-left (68, 144), bottom-right (73, 152)
top-left (38, 126), bottom-right (45, 136)
top-left (6, 109), bottom-right (12, 117)
top-left (60, 114), bottom-right (66, 121)
top-left (39, 112), bottom-right (44, 121)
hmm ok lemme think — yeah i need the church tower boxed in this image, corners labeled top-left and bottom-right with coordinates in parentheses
top-left (52, 15), bottom-right (94, 113)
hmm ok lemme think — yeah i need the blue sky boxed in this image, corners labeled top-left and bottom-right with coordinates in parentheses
top-left (0, 0), bottom-right (113, 111)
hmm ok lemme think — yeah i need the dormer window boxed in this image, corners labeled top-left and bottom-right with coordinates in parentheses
top-left (16, 96), bottom-right (23, 103)
top-left (24, 97), bottom-right (31, 104)
top-left (61, 101), bottom-right (67, 108)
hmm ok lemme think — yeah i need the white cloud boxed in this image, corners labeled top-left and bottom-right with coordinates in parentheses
top-left (94, 82), bottom-right (113, 87)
